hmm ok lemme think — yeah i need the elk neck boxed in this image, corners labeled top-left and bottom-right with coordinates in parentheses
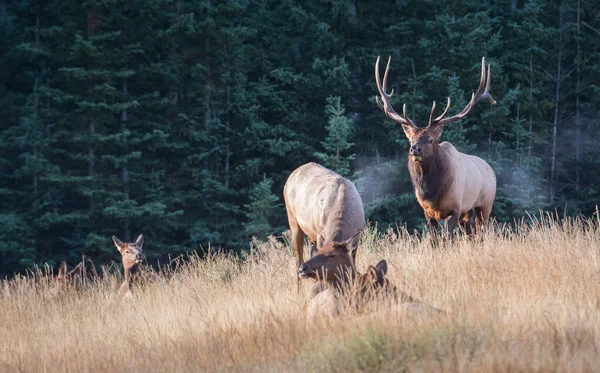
top-left (325, 266), bottom-right (358, 294)
top-left (407, 144), bottom-right (448, 205)
top-left (124, 262), bottom-right (141, 284)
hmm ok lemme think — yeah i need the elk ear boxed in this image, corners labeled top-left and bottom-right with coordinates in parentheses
top-left (401, 124), bottom-right (417, 139)
top-left (375, 260), bottom-right (388, 277)
top-left (365, 266), bottom-right (378, 283)
top-left (338, 230), bottom-right (362, 252)
top-left (309, 244), bottom-right (318, 258)
top-left (58, 261), bottom-right (68, 278)
top-left (135, 234), bottom-right (144, 248)
top-left (112, 236), bottom-right (124, 252)
top-left (428, 124), bottom-right (444, 141)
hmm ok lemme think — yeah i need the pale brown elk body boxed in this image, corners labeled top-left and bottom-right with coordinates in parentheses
top-left (375, 57), bottom-right (497, 236)
top-left (112, 234), bottom-right (144, 296)
top-left (284, 162), bottom-right (365, 280)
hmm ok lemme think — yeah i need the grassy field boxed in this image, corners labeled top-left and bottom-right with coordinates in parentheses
top-left (1, 214), bottom-right (600, 372)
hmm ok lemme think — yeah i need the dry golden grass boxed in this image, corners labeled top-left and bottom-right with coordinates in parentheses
top-left (1, 214), bottom-right (600, 372)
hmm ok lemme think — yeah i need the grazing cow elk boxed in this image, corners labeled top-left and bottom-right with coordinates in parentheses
top-left (284, 162), bottom-right (365, 283)
top-left (112, 234), bottom-right (145, 296)
top-left (375, 57), bottom-right (497, 237)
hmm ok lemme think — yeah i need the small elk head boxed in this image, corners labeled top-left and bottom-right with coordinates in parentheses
top-left (354, 260), bottom-right (395, 296)
top-left (298, 231), bottom-right (361, 283)
top-left (375, 56), bottom-right (496, 163)
top-left (54, 261), bottom-right (71, 285)
top-left (112, 234), bottom-right (144, 274)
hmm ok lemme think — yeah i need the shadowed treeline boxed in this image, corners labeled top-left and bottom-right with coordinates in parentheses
top-left (1, 0), bottom-right (599, 275)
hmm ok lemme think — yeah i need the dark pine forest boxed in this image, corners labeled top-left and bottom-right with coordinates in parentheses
top-left (1, 0), bottom-right (599, 276)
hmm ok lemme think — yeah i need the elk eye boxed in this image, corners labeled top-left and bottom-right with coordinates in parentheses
top-left (125, 250), bottom-right (130, 254)
top-left (429, 139), bottom-right (433, 144)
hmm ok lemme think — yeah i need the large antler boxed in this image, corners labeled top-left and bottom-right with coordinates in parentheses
top-left (375, 56), bottom-right (416, 129)
top-left (429, 57), bottom-right (496, 128)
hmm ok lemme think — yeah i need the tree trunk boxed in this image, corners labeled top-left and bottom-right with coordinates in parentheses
top-left (122, 78), bottom-right (130, 241)
top-left (575, 0), bottom-right (581, 192)
top-left (33, 12), bottom-right (40, 200)
top-left (87, 8), bottom-right (97, 211)
top-left (550, 4), bottom-right (563, 204)
top-left (88, 118), bottom-right (95, 210)
top-left (225, 85), bottom-right (231, 188)
top-left (528, 41), bottom-right (533, 159)
top-left (204, 0), bottom-right (211, 129)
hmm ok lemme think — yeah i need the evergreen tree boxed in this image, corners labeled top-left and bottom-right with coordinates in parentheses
top-left (314, 96), bottom-right (355, 177)
top-left (244, 177), bottom-right (283, 240)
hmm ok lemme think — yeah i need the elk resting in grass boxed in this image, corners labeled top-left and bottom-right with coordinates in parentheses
top-left (112, 234), bottom-right (145, 296)
top-left (306, 259), bottom-right (430, 319)
top-left (54, 257), bottom-right (98, 289)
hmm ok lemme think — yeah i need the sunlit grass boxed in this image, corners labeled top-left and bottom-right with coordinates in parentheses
top-left (1, 214), bottom-right (599, 372)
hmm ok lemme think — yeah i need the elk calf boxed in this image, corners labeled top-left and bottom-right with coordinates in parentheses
top-left (284, 162), bottom-right (365, 284)
top-left (306, 260), bottom-right (419, 319)
top-left (375, 57), bottom-right (497, 238)
top-left (112, 234), bottom-right (145, 296)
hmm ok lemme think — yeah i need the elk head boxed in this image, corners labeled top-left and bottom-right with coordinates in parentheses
top-left (374, 56), bottom-right (496, 162)
top-left (55, 261), bottom-right (69, 283)
top-left (112, 234), bottom-right (144, 275)
top-left (354, 260), bottom-right (395, 296)
top-left (298, 231), bottom-right (361, 284)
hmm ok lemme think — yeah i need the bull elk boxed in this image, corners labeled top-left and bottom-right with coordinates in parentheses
top-left (284, 162), bottom-right (365, 285)
top-left (374, 56), bottom-right (497, 237)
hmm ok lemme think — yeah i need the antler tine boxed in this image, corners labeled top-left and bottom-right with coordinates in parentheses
top-left (376, 96), bottom-right (385, 111)
top-left (428, 101), bottom-right (436, 125)
top-left (484, 63), bottom-right (497, 105)
top-left (402, 104), bottom-right (411, 123)
top-left (478, 57), bottom-right (486, 94)
top-left (431, 57), bottom-right (497, 127)
top-left (374, 56), bottom-right (416, 128)
top-left (429, 97), bottom-right (451, 126)
top-left (382, 56), bottom-right (394, 98)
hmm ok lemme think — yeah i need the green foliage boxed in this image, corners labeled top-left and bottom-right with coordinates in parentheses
top-left (315, 96), bottom-right (356, 177)
top-left (244, 177), bottom-right (284, 240)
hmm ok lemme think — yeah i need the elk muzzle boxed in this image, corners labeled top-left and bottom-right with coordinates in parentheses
top-left (298, 263), bottom-right (313, 279)
top-left (410, 145), bottom-right (423, 161)
top-left (410, 145), bottom-right (422, 156)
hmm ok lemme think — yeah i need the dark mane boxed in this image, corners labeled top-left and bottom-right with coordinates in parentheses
top-left (407, 146), bottom-right (450, 205)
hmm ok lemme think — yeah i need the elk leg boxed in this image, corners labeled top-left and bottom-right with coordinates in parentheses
top-left (425, 213), bottom-right (439, 234)
top-left (288, 217), bottom-right (305, 291)
top-left (425, 212), bottom-right (439, 247)
top-left (309, 242), bottom-right (318, 258)
top-left (459, 215), bottom-right (475, 237)
top-left (474, 205), bottom-right (491, 239)
top-left (443, 211), bottom-right (460, 239)
top-left (459, 221), bottom-right (468, 235)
